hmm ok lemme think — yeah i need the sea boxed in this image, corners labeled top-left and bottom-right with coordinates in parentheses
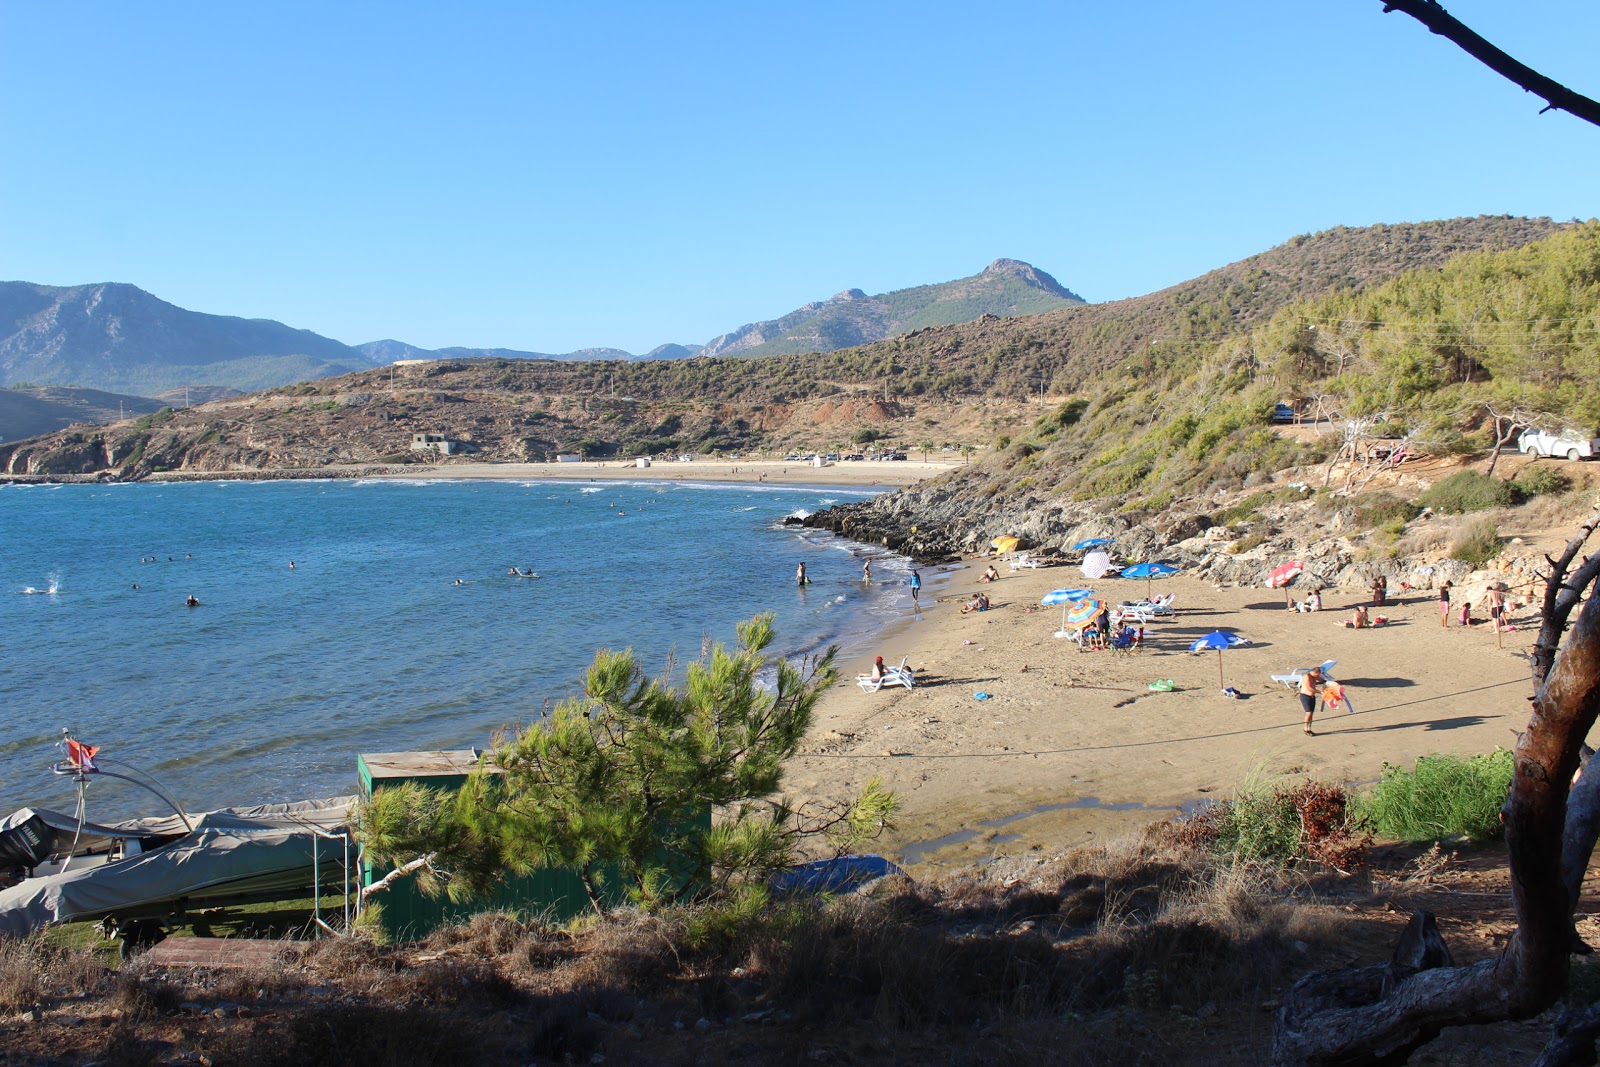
top-left (0, 477), bottom-right (913, 819)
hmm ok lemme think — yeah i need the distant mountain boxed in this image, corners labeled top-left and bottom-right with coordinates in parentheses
top-left (0, 385), bottom-right (167, 444)
top-left (696, 259), bottom-right (1086, 358)
top-left (0, 282), bottom-right (381, 397)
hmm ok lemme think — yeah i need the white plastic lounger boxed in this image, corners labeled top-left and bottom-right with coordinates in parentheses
top-left (856, 656), bottom-right (915, 692)
top-left (1270, 660), bottom-right (1337, 689)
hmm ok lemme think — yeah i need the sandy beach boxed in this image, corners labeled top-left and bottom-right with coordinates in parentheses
top-left (373, 457), bottom-right (961, 489)
top-left (376, 457), bottom-right (1552, 875)
top-left (792, 557), bottom-right (1548, 874)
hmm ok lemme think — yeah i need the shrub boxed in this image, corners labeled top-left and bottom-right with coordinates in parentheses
top-left (1354, 749), bottom-right (1513, 842)
top-left (1417, 470), bottom-right (1517, 514)
top-left (1449, 516), bottom-right (1502, 566)
top-left (1229, 531), bottom-right (1267, 554)
top-left (1513, 465), bottom-right (1572, 497)
top-left (1353, 491), bottom-right (1421, 528)
top-left (1191, 777), bottom-right (1369, 871)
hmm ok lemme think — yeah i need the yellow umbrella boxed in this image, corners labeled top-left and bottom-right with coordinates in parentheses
top-left (991, 536), bottom-right (1020, 554)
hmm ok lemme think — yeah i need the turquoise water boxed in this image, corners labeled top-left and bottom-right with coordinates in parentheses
top-left (0, 477), bottom-right (909, 816)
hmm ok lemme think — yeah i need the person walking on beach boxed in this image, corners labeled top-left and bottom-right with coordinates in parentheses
top-left (1300, 666), bottom-right (1325, 735)
top-left (1489, 584), bottom-right (1507, 629)
top-left (909, 569), bottom-right (922, 608)
top-left (1439, 580), bottom-right (1452, 628)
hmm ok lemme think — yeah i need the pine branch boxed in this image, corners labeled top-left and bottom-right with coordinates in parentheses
top-left (1381, 0), bottom-right (1600, 128)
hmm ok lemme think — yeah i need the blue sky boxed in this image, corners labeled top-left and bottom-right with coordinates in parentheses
top-left (3, 2), bottom-right (1597, 354)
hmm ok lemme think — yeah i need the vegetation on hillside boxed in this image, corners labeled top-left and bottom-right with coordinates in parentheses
top-left (948, 219), bottom-right (1600, 509)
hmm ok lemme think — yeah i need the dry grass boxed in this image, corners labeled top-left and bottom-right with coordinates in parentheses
top-left (0, 934), bottom-right (109, 1013)
top-left (0, 825), bottom-right (1401, 1066)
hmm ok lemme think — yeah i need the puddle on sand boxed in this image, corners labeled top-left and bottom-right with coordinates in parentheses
top-left (898, 795), bottom-right (1209, 867)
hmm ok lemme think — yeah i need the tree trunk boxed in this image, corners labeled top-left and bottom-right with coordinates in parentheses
top-left (1273, 510), bottom-right (1600, 1065)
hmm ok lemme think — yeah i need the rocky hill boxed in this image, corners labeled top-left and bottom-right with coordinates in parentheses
top-left (698, 259), bottom-right (1085, 358)
top-left (0, 217), bottom-right (1564, 482)
top-left (0, 385), bottom-right (168, 444)
top-left (0, 282), bottom-right (379, 396)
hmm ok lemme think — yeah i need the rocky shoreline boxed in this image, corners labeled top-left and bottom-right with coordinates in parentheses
top-left (801, 470), bottom-right (1550, 606)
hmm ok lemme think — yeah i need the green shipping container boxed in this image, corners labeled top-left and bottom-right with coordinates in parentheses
top-left (357, 750), bottom-right (709, 940)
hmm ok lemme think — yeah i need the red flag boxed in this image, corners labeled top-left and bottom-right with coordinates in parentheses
top-left (66, 739), bottom-right (99, 772)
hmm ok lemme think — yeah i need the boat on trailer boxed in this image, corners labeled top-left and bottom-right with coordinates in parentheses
top-left (0, 731), bottom-right (355, 940)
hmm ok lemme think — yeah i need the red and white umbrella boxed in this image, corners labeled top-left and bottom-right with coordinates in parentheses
top-left (1268, 560), bottom-right (1305, 605)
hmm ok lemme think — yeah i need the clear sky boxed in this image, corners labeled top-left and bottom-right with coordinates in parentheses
top-left (3, 2), bottom-right (1597, 355)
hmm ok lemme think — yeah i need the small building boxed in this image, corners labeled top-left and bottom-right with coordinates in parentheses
top-left (555, 453), bottom-right (584, 463)
top-left (410, 432), bottom-right (460, 455)
top-left (635, 457), bottom-right (652, 468)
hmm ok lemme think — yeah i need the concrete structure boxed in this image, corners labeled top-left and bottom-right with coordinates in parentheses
top-left (410, 433), bottom-right (460, 456)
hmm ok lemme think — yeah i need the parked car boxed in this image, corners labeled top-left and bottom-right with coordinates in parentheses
top-left (844, 453), bottom-right (865, 461)
top-left (884, 452), bottom-right (908, 461)
top-left (1270, 403), bottom-right (1296, 424)
top-left (1519, 428), bottom-right (1600, 461)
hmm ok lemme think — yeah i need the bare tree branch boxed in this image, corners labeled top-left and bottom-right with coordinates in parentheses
top-left (1381, 1), bottom-right (1600, 129)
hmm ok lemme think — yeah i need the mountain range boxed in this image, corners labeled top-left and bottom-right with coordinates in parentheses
top-left (0, 215), bottom-right (1567, 472)
top-left (0, 259), bottom-right (1086, 407)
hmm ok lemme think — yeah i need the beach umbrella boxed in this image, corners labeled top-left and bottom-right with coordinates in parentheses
top-left (1057, 598), bottom-right (1105, 640)
top-left (1041, 587), bottom-right (1094, 634)
top-left (1190, 630), bottom-right (1249, 687)
top-left (991, 536), bottom-right (1020, 555)
top-left (1072, 537), bottom-right (1115, 551)
top-left (1121, 561), bottom-right (1180, 597)
top-left (1080, 549), bottom-right (1113, 581)
top-left (1268, 560), bottom-right (1305, 605)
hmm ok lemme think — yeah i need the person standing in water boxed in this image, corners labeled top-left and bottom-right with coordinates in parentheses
top-left (796, 562), bottom-right (809, 586)
top-left (862, 559), bottom-right (873, 582)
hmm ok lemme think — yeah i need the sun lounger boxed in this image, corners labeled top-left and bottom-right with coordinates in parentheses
top-left (1269, 660), bottom-right (1337, 689)
top-left (1009, 553), bottom-right (1044, 571)
top-left (856, 656), bottom-right (915, 693)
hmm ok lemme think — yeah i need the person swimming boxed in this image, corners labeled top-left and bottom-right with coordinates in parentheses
top-left (185, 595), bottom-right (200, 607)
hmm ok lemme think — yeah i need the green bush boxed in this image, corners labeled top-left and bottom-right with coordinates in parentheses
top-left (1198, 779), bottom-right (1367, 870)
top-left (1353, 749), bottom-right (1513, 843)
top-left (1449, 516), bottom-right (1502, 566)
top-left (1353, 492), bottom-right (1421, 528)
top-left (1512, 465), bottom-right (1572, 497)
top-left (1417, 471), bottom-right (1517, 514)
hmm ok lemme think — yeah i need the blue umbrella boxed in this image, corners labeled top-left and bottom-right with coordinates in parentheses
top-left (1190, 630), bottom-right (1249, 687)
top-left (1041, 587), bottom-right (1094, 635)
top-left (1072, 537), bottom-right (1115, 551)
top-left (1122, 561), bottom-right (1181, 596)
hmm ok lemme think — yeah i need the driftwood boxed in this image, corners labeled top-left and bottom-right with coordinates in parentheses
top-left (1273, 509), bottom-right (1600, 1065)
